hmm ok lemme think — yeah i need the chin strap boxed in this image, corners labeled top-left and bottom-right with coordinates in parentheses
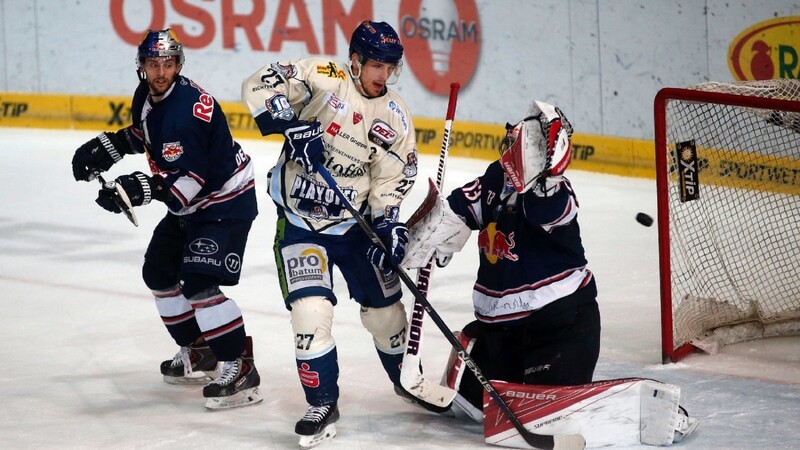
top-left (348, 60), bottom-right (368, 97)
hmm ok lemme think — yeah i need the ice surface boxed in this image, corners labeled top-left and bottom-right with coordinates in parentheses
top-left (1, 128), bottom-right (798, 449)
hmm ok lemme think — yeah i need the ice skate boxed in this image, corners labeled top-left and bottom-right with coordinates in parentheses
top-left (160, 343), bottom-right (219, 385)
top-left (296, 403), bottom-right (339, 449)
top-left (673, 405), bottom-right (700, 442)
top-left (394, 384), bottom-right (454, 415)
top-left (202, 354), bottom-right (262, 410)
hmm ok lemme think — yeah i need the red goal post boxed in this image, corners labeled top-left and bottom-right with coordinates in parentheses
top-left (654, 79), bottom-right (800, 363)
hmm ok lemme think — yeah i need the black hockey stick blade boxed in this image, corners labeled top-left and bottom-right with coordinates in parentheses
top-left (314, 163), bottom-right (585, 450)
top-left (95, 174), bottom-right (138, 227)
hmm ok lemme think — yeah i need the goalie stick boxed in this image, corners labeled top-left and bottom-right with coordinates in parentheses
top-left (93, 172), bottom-right (139, 227)
top-left (400, 82), bottom-right (460, 408)
top-left (314, 163), bottom-right (586, 450)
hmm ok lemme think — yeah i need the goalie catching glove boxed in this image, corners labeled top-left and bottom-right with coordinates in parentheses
top-left (96, 171), bottom-right (172, 213)
top-left (498, 100), bottom-right (573, 194)
top-left (401, 179), bottom-right (471, 270)
top-left (72, 129), bottom-right (137, 181)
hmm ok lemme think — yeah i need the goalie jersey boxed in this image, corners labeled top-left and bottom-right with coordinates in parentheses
top-left (127, 75), bottom-right (257, 221)
top-left (241, 57), bottom-right (418, 234)
top-left (448, 161), bottom-right (594, 323)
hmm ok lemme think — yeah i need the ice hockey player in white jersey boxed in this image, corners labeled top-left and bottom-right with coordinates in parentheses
top-left (242, 20), bottom-right (431, 448)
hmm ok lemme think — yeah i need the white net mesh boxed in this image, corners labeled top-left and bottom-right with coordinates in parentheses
top-left (661, 79), bottom-right (800, 356)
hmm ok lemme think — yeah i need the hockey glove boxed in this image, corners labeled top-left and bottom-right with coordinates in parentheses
top-left (96, 172), bottom-right (172, 213)
top-left (283, 120), bottom-right (325, 175)
top-left (402, 180), bottom-right (471, 270)
top-left (72, 130), bottom-right (135, 181)
top-left (367, 217), bottom-right (409, 276)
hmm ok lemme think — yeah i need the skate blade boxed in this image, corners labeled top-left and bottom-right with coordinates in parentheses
top-left (298, 423), bottom-right (336, 449)
top-left (674, 417), bottom-right (700, 442)
top-left (163, 373), bottom-right (213, 385)
top-left (204, 387), bottom-right (263, 410)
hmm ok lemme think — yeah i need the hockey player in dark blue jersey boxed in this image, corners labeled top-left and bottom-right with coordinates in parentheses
top-left (403, 100), bottom-right (600, 419)
top-left (70, 29), bottom-right (262, 410)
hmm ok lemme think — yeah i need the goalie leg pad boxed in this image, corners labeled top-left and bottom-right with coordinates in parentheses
top-left (483, 378), bottom-right (696, 448)
top-left (441, 328), bottom-right (484, 422)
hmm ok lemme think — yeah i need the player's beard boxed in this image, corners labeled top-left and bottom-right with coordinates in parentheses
top-left (148, 74), bottom-right (176, 97)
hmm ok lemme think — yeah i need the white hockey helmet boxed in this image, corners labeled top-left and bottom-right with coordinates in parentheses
top-left (499, 100), bottom-right (573, 193)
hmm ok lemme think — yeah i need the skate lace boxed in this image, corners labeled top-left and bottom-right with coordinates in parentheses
top-left (170, 346), bottom-right (193, 377)
top-left (210, 359), bottom-right (241, 386)
top-left (301, 405), bottom-right (331, 423)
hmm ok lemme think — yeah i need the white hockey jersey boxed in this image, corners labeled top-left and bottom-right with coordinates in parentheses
top-left (242, 57), bottom-right (418, 234)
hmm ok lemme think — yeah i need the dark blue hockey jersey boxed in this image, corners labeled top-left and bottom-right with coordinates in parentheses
top-left (448, 161), bottom-right (594, 324)
top-left (128, 75), bottom-right (257, 221)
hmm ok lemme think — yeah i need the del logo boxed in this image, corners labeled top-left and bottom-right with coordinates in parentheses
top-left (477, 223), bottom-right (519, 264)
top-left (728, 16), bottom-right (800, 81)
top-left (370, 120), bottom-right (398, 143)
top-left (162, 141), bottom-right (184, 162)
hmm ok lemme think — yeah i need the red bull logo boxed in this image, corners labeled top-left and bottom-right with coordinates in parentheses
top-left (728, 16), bottom-right (800, 81)
top-left (161, 141), bottom-right (184, 162)
top-left (477, 222), bottom-right (518, 264)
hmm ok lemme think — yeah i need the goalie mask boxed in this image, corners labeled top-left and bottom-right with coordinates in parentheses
top-left (499, 101), bottom-right (574, 193)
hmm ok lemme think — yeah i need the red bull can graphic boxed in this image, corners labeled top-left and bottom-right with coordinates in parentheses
top-left (477, 222), bottom-right (519, 264)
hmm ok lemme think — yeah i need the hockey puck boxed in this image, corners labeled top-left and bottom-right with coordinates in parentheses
top-left (636, 212), bottom-right (653, 227)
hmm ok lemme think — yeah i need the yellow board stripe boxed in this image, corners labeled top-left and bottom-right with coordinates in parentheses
top-left (2, 92), bottom-right (655, 178)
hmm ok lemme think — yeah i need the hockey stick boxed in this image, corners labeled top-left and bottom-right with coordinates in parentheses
top-left (315, 164), bottom-right (586, 450)
top-left (93, 172), bottom-right (139, 227)
top-left (400, 82), bottom-right (460, 407)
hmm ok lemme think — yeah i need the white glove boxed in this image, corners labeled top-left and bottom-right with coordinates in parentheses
top-left (402, 180), bottom-right (471, 269)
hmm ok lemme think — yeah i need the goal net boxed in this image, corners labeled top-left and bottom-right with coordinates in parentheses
top-left (654, 79), bottom-right (800, 363)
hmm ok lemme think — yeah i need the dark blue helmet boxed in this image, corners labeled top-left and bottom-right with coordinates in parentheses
top-left (136, 29), bottom-right (185, 68)
top-left (349, 21), bottom-right (403, 65)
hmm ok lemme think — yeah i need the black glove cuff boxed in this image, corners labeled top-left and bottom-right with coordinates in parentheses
top-left (132, 172), bottom-right (152, 206)
top-left (98, 132), bottom-right (123, 163)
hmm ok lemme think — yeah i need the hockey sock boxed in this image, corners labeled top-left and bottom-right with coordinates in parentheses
top-left (297, 348), bottom-right (340, 406)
